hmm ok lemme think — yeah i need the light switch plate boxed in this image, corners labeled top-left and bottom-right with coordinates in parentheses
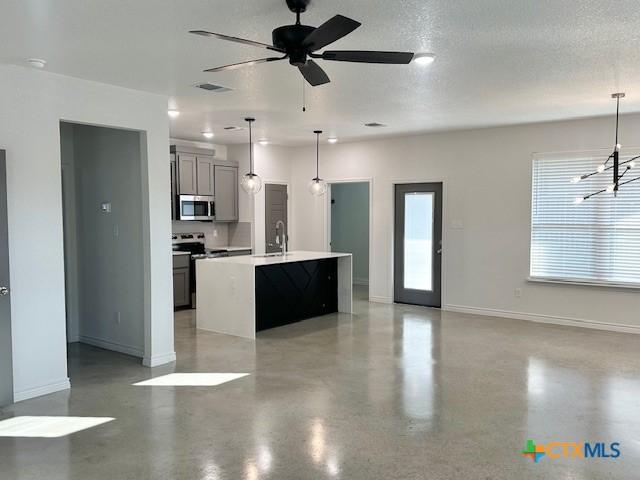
top-left (101, 202), bottom-right (112, 213)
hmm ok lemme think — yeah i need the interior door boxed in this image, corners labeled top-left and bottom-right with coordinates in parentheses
top-left (0, 150), bottom-right (13, 406)
top-left (265, 184), bottom-right (288, 254)
top-left (394, 183), bottom-right (443, 307)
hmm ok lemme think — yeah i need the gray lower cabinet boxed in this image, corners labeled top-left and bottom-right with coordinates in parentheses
top-left (172, 255), bottom-right (190, 309)
top-left (214, 165), bottom-right (238, 222)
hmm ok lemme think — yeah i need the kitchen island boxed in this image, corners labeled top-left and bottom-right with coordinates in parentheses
top-left (196, 251), bottom-right (352, 339)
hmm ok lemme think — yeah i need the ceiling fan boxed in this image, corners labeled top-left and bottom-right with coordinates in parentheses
top-left (190, 0), bottom-right (415, 86)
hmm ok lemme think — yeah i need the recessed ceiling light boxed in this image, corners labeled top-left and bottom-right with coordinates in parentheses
top-left (26, 58), bottom-right (46, 69)
top-left (168, 109), bottom-right (180, 118)
top-left (202, 131), bottom-right (214, 139)
top-left (328, 138), bottom-right (338, 144)
top-left (258, 139), bottom-right (269, 146)
top-left (413, 53), bottom-right (435, 66)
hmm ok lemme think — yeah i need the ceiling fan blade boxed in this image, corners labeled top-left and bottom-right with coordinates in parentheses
top-left (189, 30), bottom-right (284, 52)
top-left (204, 56), bottom-right (286, 73)
top-left (302, 15), bottom-right (361, 52)
top-left (320, 50), bottom-right (414, 64)
top-left (298, 60), bottom-right (330, 86)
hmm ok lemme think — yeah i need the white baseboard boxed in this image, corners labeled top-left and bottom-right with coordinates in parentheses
top-left (14, 378), bottom-right (71, 403)
top-left (369, 296), bottom-right (393, 304)
top-left (79, 335), bottom-right (144, 358)
top-left (443, 304), bottom-right (640, 335)
top-left (143, 352), bottom-right (177, 367)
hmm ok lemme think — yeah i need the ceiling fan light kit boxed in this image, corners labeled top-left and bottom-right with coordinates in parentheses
top-left (572, 93), bottom-right (639, 204)
top-left (241, 117), bottom-right (263, 196)
top-left (190, 0), bottom-right (415, 87)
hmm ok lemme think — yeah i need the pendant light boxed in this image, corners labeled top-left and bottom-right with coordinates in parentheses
top-left (240, 117), bottom-right (263, 195)
top-left (572, 93), bottom-right (639, 203)
top-left (308, 130), bottom-right (327, 196)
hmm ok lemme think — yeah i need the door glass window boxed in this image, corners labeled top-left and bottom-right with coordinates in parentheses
top-left (403, 193), bottom-right (434, 291)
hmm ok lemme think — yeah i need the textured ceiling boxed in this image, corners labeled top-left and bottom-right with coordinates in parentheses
top-left (2, 0), bottom-right (640, 145)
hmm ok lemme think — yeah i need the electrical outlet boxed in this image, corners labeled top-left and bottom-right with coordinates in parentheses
top-left (113, 224), bottom-right (119, 238)
top-left (213, 229), bottom-right (218, 238)
top-left (115, 312), bottom-right (121, 324)
top-left (514, 288), bottom-right (522, 298)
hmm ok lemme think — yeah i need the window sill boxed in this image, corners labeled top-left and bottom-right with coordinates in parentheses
top-left (527, 276), bottom-right (640, 291)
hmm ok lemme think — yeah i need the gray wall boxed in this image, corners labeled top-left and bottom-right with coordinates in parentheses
top-left (330, 182), bottom-right (370, 285)
top-left (61, 123), bottom-right (145, 357)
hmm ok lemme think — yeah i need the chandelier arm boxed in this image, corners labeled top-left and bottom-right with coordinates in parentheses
top-left (583, 188), bottom-right (608, 201)
top-left (578, 155), bottom-right (638, 181)
top-left (618, 175), bottom-right (640, 188)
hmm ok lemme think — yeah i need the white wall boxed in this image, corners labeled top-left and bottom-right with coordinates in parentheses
top-left (330, 182), bottom-right (370, 285)
top-left (290, 114), bottom-right (640, 331)
top-left (0, 64), bottom-right (174, 401)
top-left (228, 144), bottom-right (293, 253)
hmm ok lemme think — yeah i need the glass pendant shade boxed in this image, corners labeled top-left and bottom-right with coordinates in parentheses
top-left (308, 177), bottom-right (327, 196)
top-left (241, 172), bottom-right (263, 195)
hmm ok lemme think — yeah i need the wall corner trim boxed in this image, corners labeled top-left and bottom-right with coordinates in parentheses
top-left (14, 378), bottom-right (71, 403)
top-left (369, 296), bottom-right (393, 304)
top-left (442, 304), bottom-right (640, 335)
top-left (143, 352), bottom-right (177, 367)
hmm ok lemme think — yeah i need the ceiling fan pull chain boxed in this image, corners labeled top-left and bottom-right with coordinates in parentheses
top-left (302, 78), bottom-right (306, 112)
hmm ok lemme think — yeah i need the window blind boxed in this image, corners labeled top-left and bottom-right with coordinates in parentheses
top-left (530, 151), bottom-right (640, 286)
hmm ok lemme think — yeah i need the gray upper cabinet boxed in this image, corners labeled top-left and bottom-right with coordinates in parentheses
top-left (170, 146), bottom-right (239, 222)
top-left (196, 156), bottom-right (215, 196)
top-left (177, 153), bottom-right (197, 195)
top-left (214, 165), bottom-right (238, 222)
top-left (170, 154), bottom-right (177, 220)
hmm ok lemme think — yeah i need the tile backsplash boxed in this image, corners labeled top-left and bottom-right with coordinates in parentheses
top-left (172, 221), bottom-right (252, 249)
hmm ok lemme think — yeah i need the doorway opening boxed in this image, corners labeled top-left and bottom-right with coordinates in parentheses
top-left (328, 182), bottom-right (371, 301)
top-left (393, 182), bottom-right (443, 308)
top-left (264, 183), bottom-right (289, 254)
top-left (60, 122), bottom-right (146, 369)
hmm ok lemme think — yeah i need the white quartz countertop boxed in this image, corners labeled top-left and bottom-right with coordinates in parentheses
top-left (198, 250), bottom-right (351, 267)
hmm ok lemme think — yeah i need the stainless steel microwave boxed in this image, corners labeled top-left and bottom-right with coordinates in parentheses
top-left (178, 195), bottom-right (215, 221)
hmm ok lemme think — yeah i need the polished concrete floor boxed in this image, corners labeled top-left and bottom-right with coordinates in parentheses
top-left (1, 287), bottom-right (639, 479)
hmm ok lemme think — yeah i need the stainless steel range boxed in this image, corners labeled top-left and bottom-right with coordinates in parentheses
top-left (172, 233), bottom-right (228, 307)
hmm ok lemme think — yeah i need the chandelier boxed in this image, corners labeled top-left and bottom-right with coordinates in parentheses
top-left (572, 93), bottom-right (639, 204)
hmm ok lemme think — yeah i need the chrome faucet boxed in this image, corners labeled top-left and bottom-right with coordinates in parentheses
top-left (275, 220), bottom-right (287, 256)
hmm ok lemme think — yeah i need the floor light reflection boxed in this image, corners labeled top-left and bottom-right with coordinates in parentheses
top-left (0, 416), bottom-right (114, 438)
top-left (133, 373), bottom-right (249, 386)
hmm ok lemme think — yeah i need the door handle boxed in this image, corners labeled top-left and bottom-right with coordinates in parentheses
top-left (436, 248), bottom-right (442, 255)
top-left (0, 286), bottom-right (9, 296)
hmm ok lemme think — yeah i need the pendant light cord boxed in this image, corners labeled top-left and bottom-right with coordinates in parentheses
top-left (248, 119), bottom-right (254, 174)
top-left (316, 132), bottom-right (319, 178)
top-left (615, 95), bottom-right (620, 149)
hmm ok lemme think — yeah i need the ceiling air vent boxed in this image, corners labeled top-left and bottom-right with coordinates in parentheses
top-left (194, 82), bottom-right (233, 93)
top-left (364, 122), bottom-right (387, 128)
top-left (223, 126), bottom-right (244, 131)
